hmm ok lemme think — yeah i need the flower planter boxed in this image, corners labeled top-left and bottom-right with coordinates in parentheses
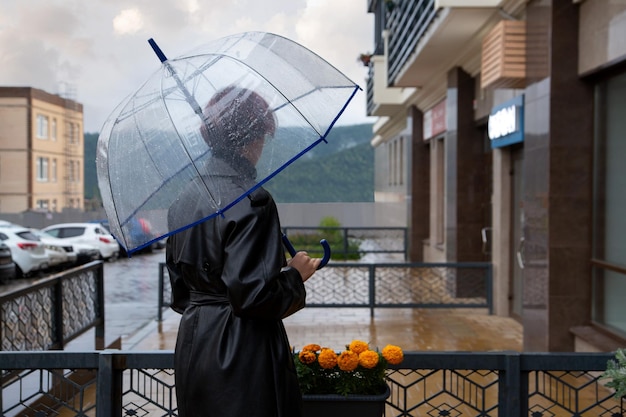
top-left (302, 385), bottom-right (390, 417)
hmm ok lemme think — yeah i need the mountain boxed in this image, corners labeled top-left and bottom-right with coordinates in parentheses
top-left (84, 133), bottom-right (99, 200)
top-left (84, 123), bottom-right (374, 203)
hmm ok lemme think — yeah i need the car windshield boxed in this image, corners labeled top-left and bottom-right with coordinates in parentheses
top-left (48, 227), bottom-right (85, 238)
top-left (32, 230), bottom-right (54, 238)
top-left (15, 231), bottom-right (41, 241)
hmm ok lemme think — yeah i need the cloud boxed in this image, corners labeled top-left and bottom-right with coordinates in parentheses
top-left (113, 8), bottom-right (145, 35)
top-left (0, 0), bottom-right (375, 132)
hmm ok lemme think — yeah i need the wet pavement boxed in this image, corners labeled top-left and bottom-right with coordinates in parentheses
top-left (65, 250), bottom-right (168, 350)
top-left (128, 305), bottom-right (523, 353)
top-left (6, 248), bottom-right (522, 353)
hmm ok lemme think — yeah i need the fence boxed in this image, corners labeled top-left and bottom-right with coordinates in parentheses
top-left (281, 226), bottom-right (408, 261)
top-left (158, 261), bottom-right (493, 320)
top-left (0, 350), bottom-right (622, 416)
top-left (0, 261), bottom-right (105, 351)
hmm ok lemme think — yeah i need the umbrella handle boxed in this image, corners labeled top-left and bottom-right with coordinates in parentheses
top-left (282, 234), bottom-right (331, 270)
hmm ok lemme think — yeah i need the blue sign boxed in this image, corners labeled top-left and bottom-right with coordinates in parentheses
top-left (488, 95), bottom-right (524, 148)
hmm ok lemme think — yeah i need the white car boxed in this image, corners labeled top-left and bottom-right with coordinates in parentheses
top-left (42, 223), bottom-right (120, 261)
top-left (31, 229), bottom-right (100, 267)
top-left (30, 229), bottom-right (75, 267)
top-left (41, 241), bottom-right (72, 267)
top-left (30, 228), bottom-right (100, 267)
top-left (0, 224), bottom-right (49, 276)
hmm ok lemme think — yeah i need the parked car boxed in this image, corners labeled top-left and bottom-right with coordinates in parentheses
top-left (30, 229), bottom-right (100, 267)
top-left (0, 225), bottom-right (49, 277)
top-left (41, 240), bottom-right (72, 268)
top-left (71, 242), bottom-right (101, 265)
top-left (0, 242), bottom-right (16, 283)
top-left (94, 219), bottom-right (166, 256)
top-left (42, 223), bottom-right (120, 261)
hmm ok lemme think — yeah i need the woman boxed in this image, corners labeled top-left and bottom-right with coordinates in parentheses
top-left (166, 86), bottom-right (320, 416)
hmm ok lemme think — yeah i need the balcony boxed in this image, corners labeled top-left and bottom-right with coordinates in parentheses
top-left (374, 0), bottom-right (504, 88)
top-left (0, 350), bottom-right (622, 415)
top-left (366, 55), bottom-right (412, 117)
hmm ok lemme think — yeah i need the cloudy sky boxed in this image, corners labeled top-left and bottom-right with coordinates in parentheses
top-left (0, 0), bottom-right (376, 133)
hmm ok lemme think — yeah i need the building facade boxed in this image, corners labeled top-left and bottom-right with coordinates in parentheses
top-left (366, 0), bottom-right (626, 352)
top-left (0, 87), bottom-right (84, 213)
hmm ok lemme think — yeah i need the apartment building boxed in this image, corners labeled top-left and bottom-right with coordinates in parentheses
top-left (366, 0), bottom-right (626, 352)
top-left (0, 87), bottom-right (84, 213)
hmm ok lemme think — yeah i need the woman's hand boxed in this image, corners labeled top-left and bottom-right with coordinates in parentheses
top-left (288, 251), bottom-right (321, 282)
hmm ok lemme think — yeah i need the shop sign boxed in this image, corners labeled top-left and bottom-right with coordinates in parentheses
top-left (423, 99), bottom-right (446, 141)
top-left (488, 95), bottom-right (524, 148)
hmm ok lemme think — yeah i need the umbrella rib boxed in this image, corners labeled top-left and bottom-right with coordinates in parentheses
top-left (104, 33), bottom-right (363, 253)
top-left (158, 56), bottom-right (222, 210)
top-left (119, 83), bottom-right (361, 234)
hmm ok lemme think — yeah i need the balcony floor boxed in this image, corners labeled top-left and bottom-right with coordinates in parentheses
top-left (130, 307), bottom-right (523, 352)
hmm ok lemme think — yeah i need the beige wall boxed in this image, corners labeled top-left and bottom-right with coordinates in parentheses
top-left (0, 97), bottom-right (28, 150)
top-left (0, 91), bottom-right (84, 213)
top-left (579, 0), bottom-right (626, 74)
top-left (0, 97), bottom-right (29, 212)
top-left (30, 97), bottom-right (84, 211)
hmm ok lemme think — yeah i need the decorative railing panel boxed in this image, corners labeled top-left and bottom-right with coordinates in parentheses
top-left (159, 261), bottom-right (492, 318)
top-left (0, 351), bottom-right (622, 416)
top-left (0, 261), bottom-right (105, 351)
top-left (385, 0), bottom-right (437, 85)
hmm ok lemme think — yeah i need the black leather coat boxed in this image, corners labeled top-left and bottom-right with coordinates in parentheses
top-left (166, 156), bottom-right (306, 417)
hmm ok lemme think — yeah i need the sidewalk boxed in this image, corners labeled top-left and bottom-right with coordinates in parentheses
top-left (125, 306), bottom-right (523, 352)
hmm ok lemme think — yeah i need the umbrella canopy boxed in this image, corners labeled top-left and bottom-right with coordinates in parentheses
top-left (96, 32), bottom-right (360, 255)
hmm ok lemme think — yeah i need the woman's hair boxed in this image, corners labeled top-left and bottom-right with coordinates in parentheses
top-left (200, 86), bottom-right (276, 155)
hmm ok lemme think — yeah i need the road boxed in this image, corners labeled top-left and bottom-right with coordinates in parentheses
top-left (66, 249), bottom-right (168, 350)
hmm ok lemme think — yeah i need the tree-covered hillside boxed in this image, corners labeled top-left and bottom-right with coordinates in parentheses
top-left (84, 123), bottom-right (374, 203)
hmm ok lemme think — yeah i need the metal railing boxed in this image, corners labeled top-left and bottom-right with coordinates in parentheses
top-left (158, 261), bottom-right (492, 320)
top-left (0, 350), bottom-right (622, 416)
top-left (0, 261), bottom-right (105, 351)
top-left (385, 0), bottom-right (437, 85)
top-left (281, 226), bottom-right (408, 260)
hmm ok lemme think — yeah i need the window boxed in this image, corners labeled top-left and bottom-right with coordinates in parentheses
top-left (592, 70), bottom-right (626, 336)
top-left (36, 115), bottom-right (49, 139)
top-left (387, 142), bottom-right (393, 186)
top-left (431, 137), bottom-right (445, 245)
top-left (386, 137), bottom-right (405, 187)
top-left (51, 118), bottom-right (57, 140)
top-left (36, 157), bottom-right (49, 181)
top-left (68, 160), bottom-right (81, 182)
top-left (51, 159), bottom-right (57, 182)
top-left (70, 123), bottom-right (76, 144)
top-left (67, 122), bottom-right (81, 145)
top-left (398, 136), bottom-right (404, 186)
top-left (36, 200), bottom-right (49, 210)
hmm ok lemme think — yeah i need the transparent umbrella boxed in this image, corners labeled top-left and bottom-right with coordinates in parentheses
top-left (96, 32), bottom-right (360, 261)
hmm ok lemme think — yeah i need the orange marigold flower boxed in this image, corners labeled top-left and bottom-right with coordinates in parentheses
top-left (358, 350), bottom-right (380, 369)
top-left (349, 340), bottom-right (369, 355)
top-left (337, 350), bottom-right (359, 371)
top-left (318, 348), bottom-right (338, 369)
top-left (382, 344), bottom-right (404, 365)
top-left (299, 350), bottom-right (317, 365)
top-left (302, 344), bottom-right (321, 352)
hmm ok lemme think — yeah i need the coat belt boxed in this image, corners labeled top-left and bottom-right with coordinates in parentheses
top-left (189, 290), bottom-right (229, 305)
